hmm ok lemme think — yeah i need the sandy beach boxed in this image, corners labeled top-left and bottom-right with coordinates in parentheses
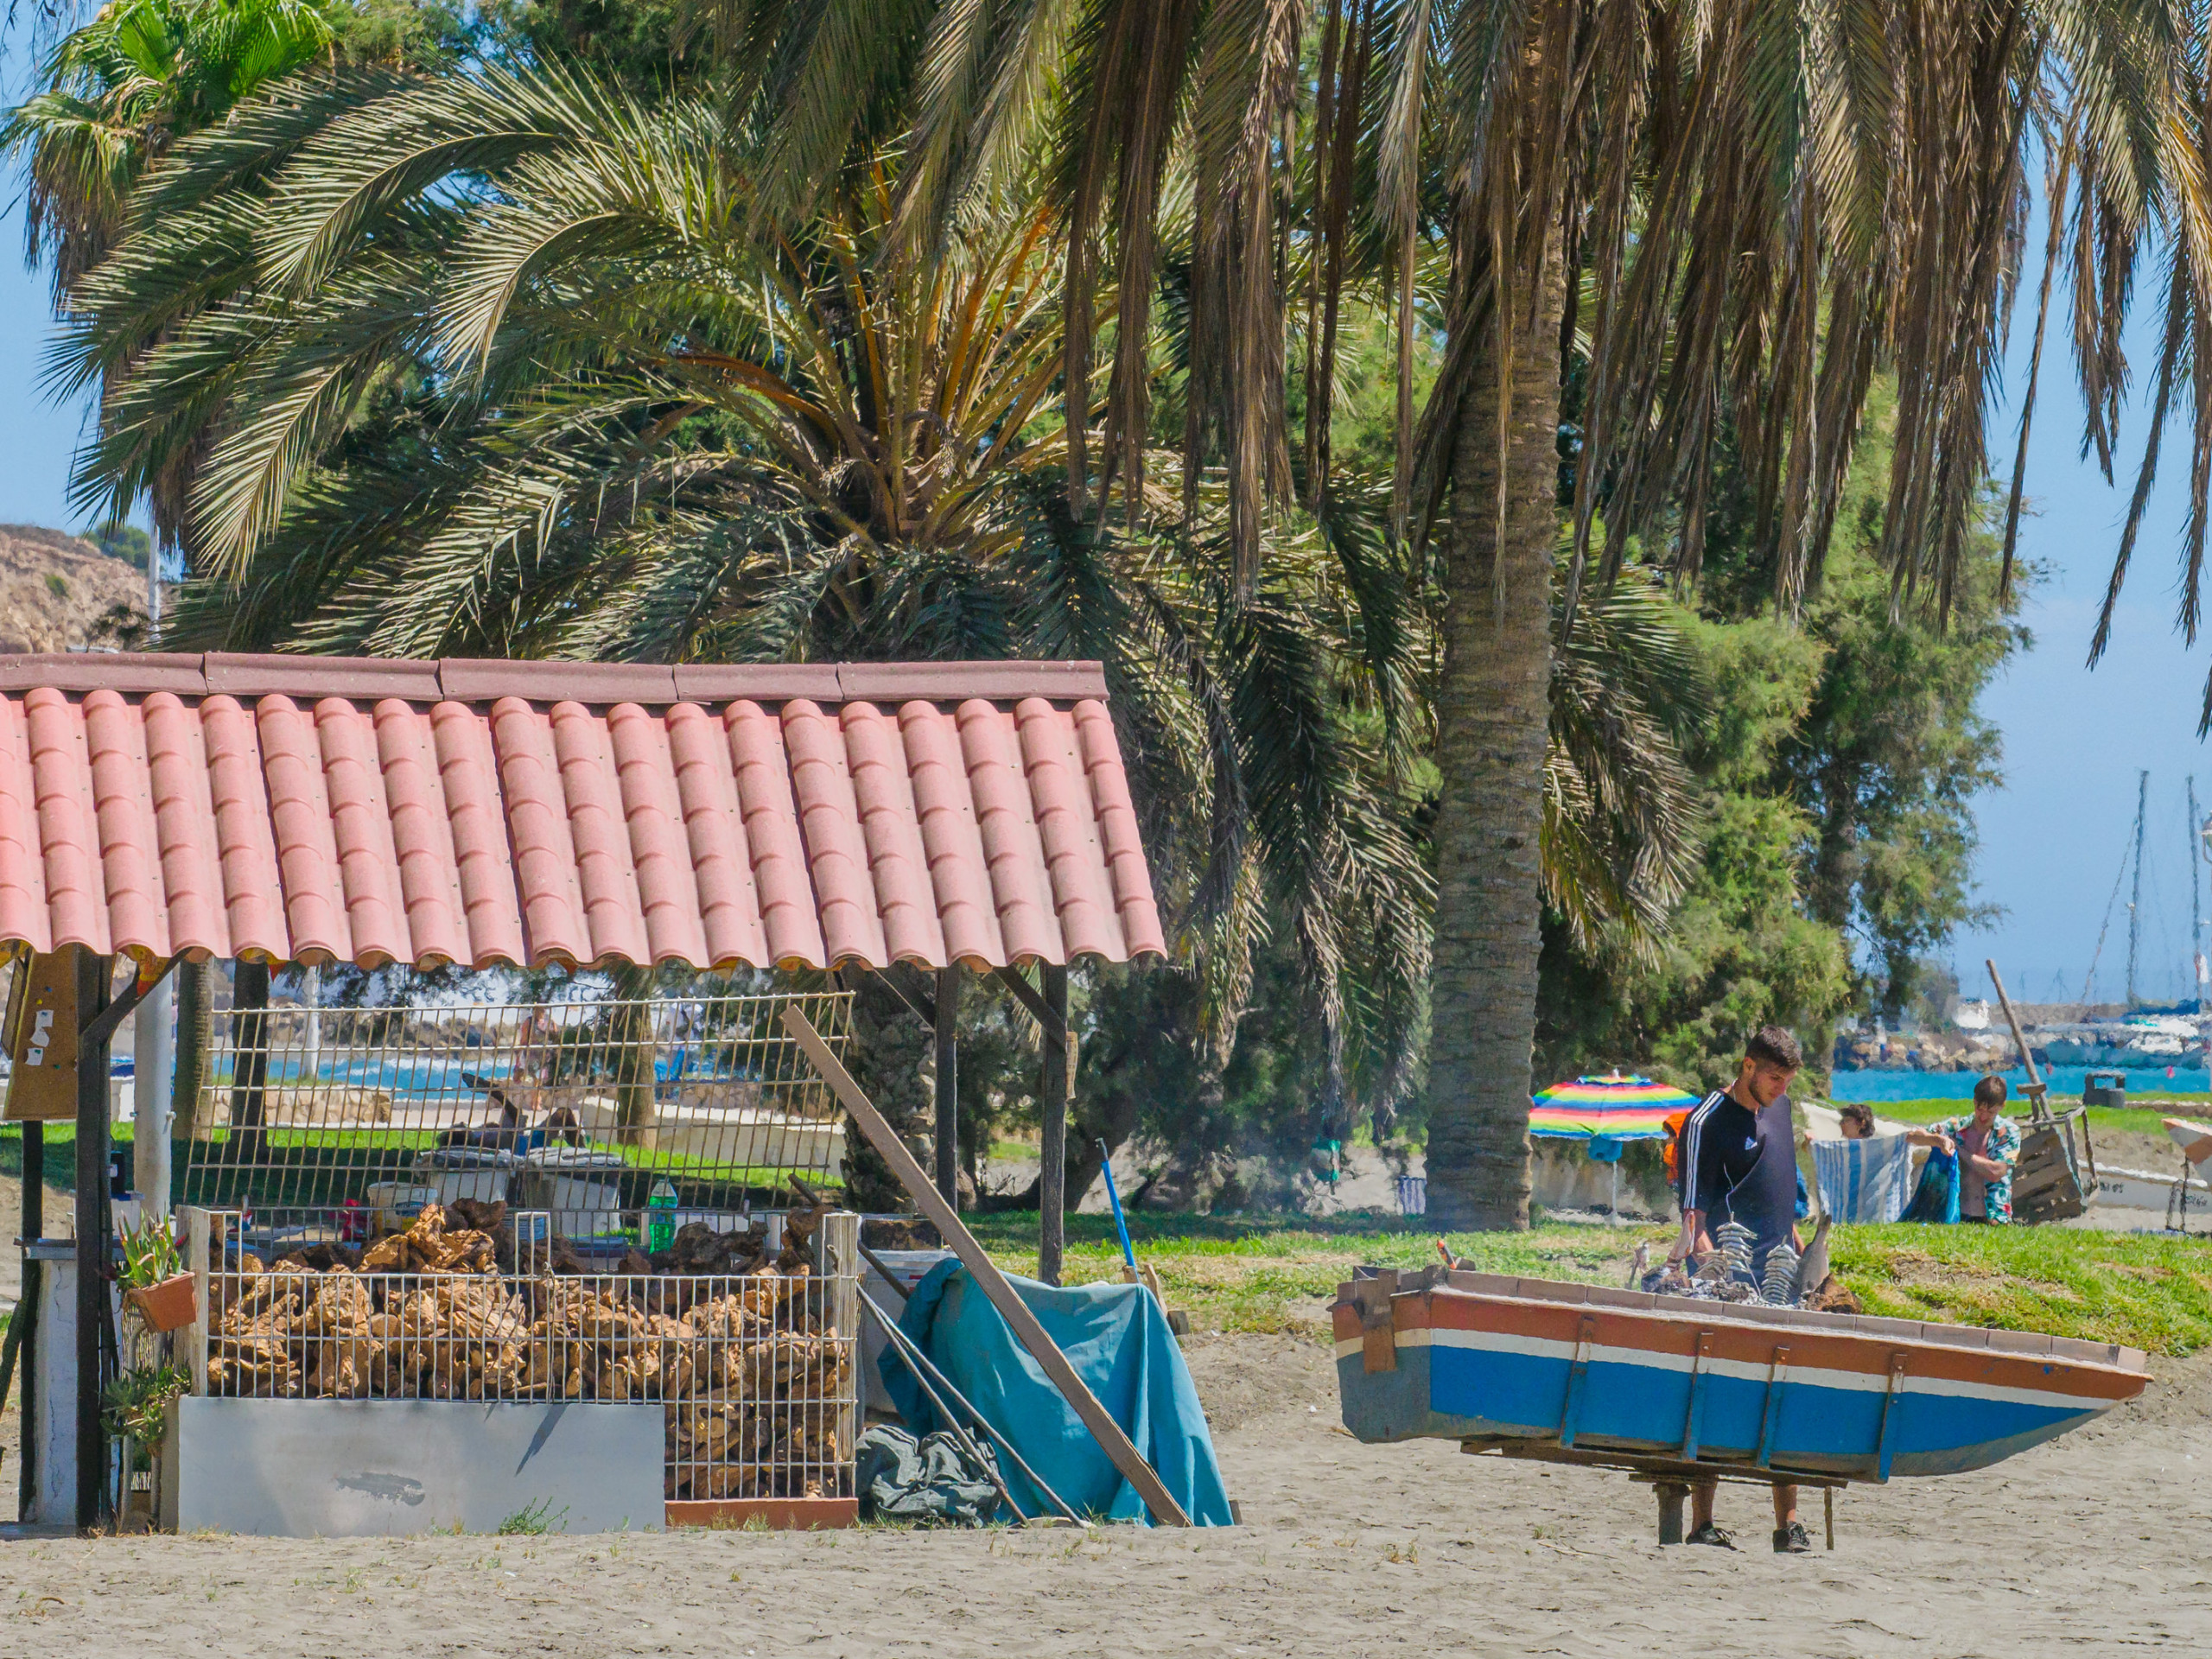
top-left (0, 1331), bottom-right (2202, 1656)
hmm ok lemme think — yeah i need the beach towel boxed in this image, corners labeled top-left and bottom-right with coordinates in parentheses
top-left (1903, 1146), bottom-right (1962, 1224)
top-left (1813, 1132), bottom-right (1916, 1224)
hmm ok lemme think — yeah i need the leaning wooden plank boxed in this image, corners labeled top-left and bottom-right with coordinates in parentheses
top-left (782, 1005), bottom-right (1193, 1527)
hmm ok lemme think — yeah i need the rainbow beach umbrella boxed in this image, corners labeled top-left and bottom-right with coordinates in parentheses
top-left (1529, 1073), bottom-right (1701, 1145)
top-left (1531, 1071), bottom-right (1701, 1215)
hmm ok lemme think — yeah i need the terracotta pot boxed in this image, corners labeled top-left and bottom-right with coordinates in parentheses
top-left (124, 1272), bottom-right (199, 1334)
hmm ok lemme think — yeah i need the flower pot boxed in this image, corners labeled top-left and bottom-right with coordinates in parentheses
top-left (124, 1273), bottom-right (199, 1334)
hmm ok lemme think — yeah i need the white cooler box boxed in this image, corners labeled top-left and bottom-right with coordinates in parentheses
top-left (409, 1146), bottom-right (518, 1209)
top-left (518, 1147), bottom-right (631, 1241)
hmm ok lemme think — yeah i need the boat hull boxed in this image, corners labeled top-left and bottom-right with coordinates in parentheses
top-left (1335, 1272), bottom-right (2146, 1482)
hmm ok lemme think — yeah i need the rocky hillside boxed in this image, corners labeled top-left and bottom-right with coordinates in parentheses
top-left (0, 524), bottom-right (148, 654)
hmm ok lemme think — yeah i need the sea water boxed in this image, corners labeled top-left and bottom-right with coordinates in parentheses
top-left (1831, 1065), bottom-right (2210, 1102)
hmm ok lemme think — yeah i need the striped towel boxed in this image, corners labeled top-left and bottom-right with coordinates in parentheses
top-left (1812, 1133), bottom-right (1916, 1224)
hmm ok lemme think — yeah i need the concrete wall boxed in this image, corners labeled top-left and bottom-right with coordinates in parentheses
top-left (168, 1398), bottom-right (664, 1536)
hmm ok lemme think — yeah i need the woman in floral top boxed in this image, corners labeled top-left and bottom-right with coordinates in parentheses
top-left (1929, 1075), bottom-right (2024, 1224)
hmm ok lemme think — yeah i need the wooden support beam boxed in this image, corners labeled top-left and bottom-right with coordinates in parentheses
top-left (869, 964), bottom-right (938, 1030)
top-left (934, 966), bottom-right (961, 1209)
top-left (781, 1005), bottom-right (1192, 1527)
top-left (993, 964), bottom-right (1069, 1044)
top-left (1039, 964), bottom-right (1069, 1287)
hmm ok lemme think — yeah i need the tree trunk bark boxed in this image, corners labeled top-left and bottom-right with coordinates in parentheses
top-left (610, 963), bottom-right (657, 1150)
top-left (170, 957), bottom-right (213, 1147)
top-left (1425, 236), bottom-right (1567, 1233)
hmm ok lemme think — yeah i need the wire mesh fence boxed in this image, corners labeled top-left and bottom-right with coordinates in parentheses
top-left (177, 991), bottom-right (853, 1246)
top-left (185, 1205), bottom-right (860, 1503)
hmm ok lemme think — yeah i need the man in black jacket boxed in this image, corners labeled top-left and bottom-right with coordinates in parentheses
top-left (1669, 1025), bottom-right (1814, 1554)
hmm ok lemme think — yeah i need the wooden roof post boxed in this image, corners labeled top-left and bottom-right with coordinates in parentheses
top-left (935, 966), bottom-right (961, 1209)
top-left (1039, 965), bottom-right (1070, 1287)
top-left (73, 946), bottom-right (110, 1533)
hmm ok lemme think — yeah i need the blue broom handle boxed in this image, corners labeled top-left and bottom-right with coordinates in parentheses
top-left (1097, 1138), bottom-right (1140, 1275)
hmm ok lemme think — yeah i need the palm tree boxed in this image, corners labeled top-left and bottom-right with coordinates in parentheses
top-left (1378, 0), bottom-right (2186, 1226)
top-left (3, 0), bottom-right (343, 1145)
top-left (58, 51), bottom-right (1719, 1210)
top-left (3, 0), bottom-right (340, 302)
top-left (60, 65), bottom-right (1436, 1186)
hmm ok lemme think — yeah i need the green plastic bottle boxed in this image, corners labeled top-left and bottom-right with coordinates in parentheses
top-left (646, 1177), bottom-right (679, 1252)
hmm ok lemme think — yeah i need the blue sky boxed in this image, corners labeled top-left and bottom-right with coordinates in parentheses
top-left (0, 191), bottom-right (2205, 1007)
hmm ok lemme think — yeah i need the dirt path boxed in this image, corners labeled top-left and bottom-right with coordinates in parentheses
top-left (0, 1334), bottom-right (2203, 1655)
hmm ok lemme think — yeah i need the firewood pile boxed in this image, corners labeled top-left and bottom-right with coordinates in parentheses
top-left (203, 1199), bottom-right (855, 1499)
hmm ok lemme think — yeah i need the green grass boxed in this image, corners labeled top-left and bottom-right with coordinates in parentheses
top-left (963, 1212), bottom-right (1648, 1336)
top-left (964, 1210), bottom-right (2212, 1357)
top-left (1868, 1099), bottom-right (2190, 1140)
top-left (0, 1122), bottom-right (836, 1209)
top-left (1830, 1224), bottom-right (2212, 1357)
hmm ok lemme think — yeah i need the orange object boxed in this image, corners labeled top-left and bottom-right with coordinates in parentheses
top-left (124, 1272), bottom-right (200, 1334)
top-left (1659, 1107), bottom-right (1696, 1185)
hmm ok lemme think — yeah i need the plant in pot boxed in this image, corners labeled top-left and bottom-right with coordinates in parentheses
top-left (118, 1216), bottom-right (196, 1332)
top-left (104, 1361), bottom-right (193, 1525)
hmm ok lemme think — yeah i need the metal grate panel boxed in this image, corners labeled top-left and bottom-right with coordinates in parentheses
top-left (179, 992), bottom-right (852, 1240)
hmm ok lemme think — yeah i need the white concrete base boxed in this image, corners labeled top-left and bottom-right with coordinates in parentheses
top-left (2093, 1165), bottom-right (2212, 1216)
top-left (169, 1398), bottom-right (665, 1536)
top-left (23, 1243), bottom-right (79, 1529)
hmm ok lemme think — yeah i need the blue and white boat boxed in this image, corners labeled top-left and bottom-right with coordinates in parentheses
top-left (1336, 1268), bottom-right (2145, 1481)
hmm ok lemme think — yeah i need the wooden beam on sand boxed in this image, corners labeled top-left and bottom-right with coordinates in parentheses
top-left (782, 1004), bottom-right (1192, 1528)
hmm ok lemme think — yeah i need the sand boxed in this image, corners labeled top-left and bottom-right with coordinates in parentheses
top-left (0, 1332), bottom-right (2203, 1656)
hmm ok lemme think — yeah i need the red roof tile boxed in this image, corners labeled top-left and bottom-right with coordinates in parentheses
top-left (0, 656), bottom-right (1163, 972)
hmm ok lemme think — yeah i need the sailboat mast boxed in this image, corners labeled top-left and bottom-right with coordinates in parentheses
top-left (2128, 768), bottom-right (2148, 1007)
top-left (2193, 777), bottom-right (2207, 1002)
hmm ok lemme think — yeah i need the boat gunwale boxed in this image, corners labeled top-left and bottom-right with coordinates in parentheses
top-left (1340, 1267), bottom-right (2147, 1376)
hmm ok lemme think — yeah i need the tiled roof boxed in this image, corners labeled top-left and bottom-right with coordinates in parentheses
top-left (0, 654), bottom-right (1166, 971)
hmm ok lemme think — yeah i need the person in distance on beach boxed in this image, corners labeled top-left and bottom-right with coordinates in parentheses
top-left (1668, 1026), bottom-right (1815, 1554)
top-left (1837, 1100), bottom-right (1954, 1154)
top-left (1925, 1076), bottom-right (2021, 1224)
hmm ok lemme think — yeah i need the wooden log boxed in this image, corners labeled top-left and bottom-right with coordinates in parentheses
top-left (781, 1005), bottom-right (1192, 1527)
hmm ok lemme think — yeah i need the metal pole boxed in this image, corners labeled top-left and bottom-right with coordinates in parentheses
top-left (934, 966), bottom-right (960, 1209)
top-left (1039, 966), bottom-right (1069, 1287)
top-left (73, 947), bottom-right (111, 1533)
top-left (2128, 769), bottom-right (2148, 1007)
top-left (2192, 778), bottom-right (2207, 1001)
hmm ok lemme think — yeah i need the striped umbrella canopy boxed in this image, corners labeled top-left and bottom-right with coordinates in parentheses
top-left (1529, 1073), bottom-right (1701, 1143)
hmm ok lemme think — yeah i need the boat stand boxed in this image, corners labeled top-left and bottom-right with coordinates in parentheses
top-left (1463, 1440), bottom-right (1847, 1549)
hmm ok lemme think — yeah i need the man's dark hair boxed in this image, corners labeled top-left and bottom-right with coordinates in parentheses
top-left (1972, 1074), bottom-right (2009, 1109)
top-left (1744, 1025), bottom-right (1802, 1071)
top-left (1837, 1102), bottom-right (1875, 1135)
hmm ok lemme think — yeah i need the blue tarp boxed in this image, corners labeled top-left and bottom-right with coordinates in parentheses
top-left (877, 1261), bottom-right (1236, 1526)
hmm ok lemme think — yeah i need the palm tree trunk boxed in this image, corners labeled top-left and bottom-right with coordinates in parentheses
top-left (610, 963), bottom-right (657, 1150)
top-left (170, 957), bottom-right (213, 1147)
top-left (1426, 242), bottom-right (1567, 1232)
